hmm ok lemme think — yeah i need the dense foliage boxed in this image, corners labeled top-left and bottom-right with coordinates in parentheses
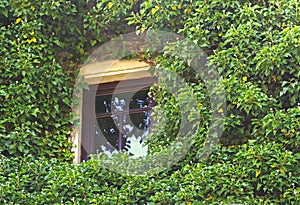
top-left (0, 0), bottom-right (299, 204)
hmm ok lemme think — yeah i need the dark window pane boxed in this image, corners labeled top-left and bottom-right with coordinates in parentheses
top-left (94, 88), bottom-right (152, 155)
top-left (111, 94), bottom-right (128, 112)
top-left (96, 89), bottom-right (150, 114)
top-left (129, 90), bottom-right (149, 109)
top-left (95, 95), bottom-right (112, 114)
top-left (128, 112), bottom-right (149, 131)
top-left (95, 117), bottom-right (120, 151)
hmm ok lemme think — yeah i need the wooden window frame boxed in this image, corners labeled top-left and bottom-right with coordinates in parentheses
top-left (71, 59), bottom-right (156, 163)
top-left (80, 77), bottom-right (157, 161)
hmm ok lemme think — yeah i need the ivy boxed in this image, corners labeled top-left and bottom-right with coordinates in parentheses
top-left (0, 0), bottom-right (299, 204)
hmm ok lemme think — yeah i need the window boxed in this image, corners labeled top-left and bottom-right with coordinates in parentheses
top-left (72, 59), bottom-right (156, 162)
top-left (81, 77), bottom-right (156, 161)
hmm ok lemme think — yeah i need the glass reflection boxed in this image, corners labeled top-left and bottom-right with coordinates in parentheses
top-left (95, 89), bottom-right (151, 157)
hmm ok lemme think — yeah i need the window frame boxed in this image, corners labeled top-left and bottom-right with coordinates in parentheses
top-left (81, 77), bottom-right (157, 161)
top-left (71, 59), bottom-right (155, 163)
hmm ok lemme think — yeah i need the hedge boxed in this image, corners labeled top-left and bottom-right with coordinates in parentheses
top-left (0, 140), bottom-right (299, 204)
top-left (0, 0), bottom-right (299, 204)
